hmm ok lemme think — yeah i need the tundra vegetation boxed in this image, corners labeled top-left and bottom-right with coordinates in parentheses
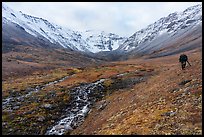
top-left (2, 49), bottom-right (202, 135)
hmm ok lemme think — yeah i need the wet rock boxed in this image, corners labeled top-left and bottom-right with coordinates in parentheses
top-left (96, 100), bottom-right (107, 110)
top-left (161, 110), bottom-right (177, 117)
top-left (3, 109), bottom-right (13, 113)
top-left (17, 97), bottom-right (24, 102)
top-left (170, 88), bottom-right (180, 93)
top-left (23, 110), bottom-right (33, 115)
top-left (155, 123), bottom-right (163, 130)
top-left (178, 80), bottom-right (192, 86)
top-left (71, 108), bottom-right (79, 112)
top-left (37, 116), bottom-right (45, 122)
top-left (13, 106), bottom-right (20, 110)
top-left (42, 103), bottom-right (53, 109)
top-left (55, 125), bottom-right (65, 130)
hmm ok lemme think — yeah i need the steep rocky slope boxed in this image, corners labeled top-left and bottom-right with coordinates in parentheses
top-left (81, 30), bottom-right (127, 53)
top-left (2, 3), bottom-right (127, 53)
top-left (95, 4), bottom-right (202, 60)
top-left (118, 4), bottom-right (202, 53)
top-left (3, 3), bottom-right (201, 55)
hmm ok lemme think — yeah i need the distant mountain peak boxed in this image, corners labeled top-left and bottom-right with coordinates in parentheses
top-left (2, 3), bottom-right (127, 53)
top-left (2, 3), bottom-right (202, 55)
top-left (118, 4), bottom-right (202, 52)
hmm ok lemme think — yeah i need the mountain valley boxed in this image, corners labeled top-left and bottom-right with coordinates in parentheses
top-left (2, 3), bottom-right (202, 135)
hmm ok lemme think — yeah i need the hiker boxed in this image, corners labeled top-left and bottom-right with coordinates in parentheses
top-left (179, 54), bottom-right (191, 70)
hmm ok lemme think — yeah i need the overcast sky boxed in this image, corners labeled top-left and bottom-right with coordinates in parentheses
top-left (4, 2), bottom-right (202, 37)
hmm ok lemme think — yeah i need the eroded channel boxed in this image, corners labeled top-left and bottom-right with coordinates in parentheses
top-left (2, 75), bottom-right (72, 110)
top-left (3, 69), bottom-right (154, 135)
top-left (45, 79), bottom-right (106, 135)
top-left (45, 74), bottom-right (148, 135)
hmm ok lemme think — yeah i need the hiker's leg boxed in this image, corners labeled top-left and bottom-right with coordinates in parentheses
top-left (181, 62), bottom-right (185, 70)
top-left (183, 62), bottom-right (186, 68)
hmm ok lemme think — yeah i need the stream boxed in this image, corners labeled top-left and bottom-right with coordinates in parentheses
top-left (45, 79), bottom-right (106, 135)
top-left (2, 75), bottom-right (72, 110)
top-left (2, 70), bottom-right (151, 135)
top-left (45, 73), bottom-right (147, 135)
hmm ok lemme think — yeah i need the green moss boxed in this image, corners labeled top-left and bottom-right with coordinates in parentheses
top-left (103, 79), bottom-right (114, 88)
top-left (2, 114), bottom-right (9, 121)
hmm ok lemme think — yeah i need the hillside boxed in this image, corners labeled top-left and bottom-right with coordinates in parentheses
top-left (118, 4), bottom-right (202, 53)
top-left (2, 48), bottom-right (202, 135)
top-left (2, 3), bottom-right (202, 135)
top-left (2, 44), bottom-right (106, 81)
top-left (71, 49), bottom-right (202, 135)
top-left (2, 3), bottom-right (127, 53)
top-left (2, 3), bottom-right (201, 56)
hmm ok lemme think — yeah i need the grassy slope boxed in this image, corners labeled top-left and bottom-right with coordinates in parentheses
top-left (2, 55), bottom-right (155, 135)
top-left (2, 48), bottom-right (202, 135)
top-left (71, 49), bottom-right (202, 135)
top-left (2, 45), bottom-right (105, 81)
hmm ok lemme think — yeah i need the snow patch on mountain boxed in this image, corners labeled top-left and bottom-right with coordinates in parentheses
top-left (2, 3), bottom-right (93, 52)
top-left (118, 4), bottom-right (202, 52)
top-left (81, 29), bottom-right (127, 53)
top-left (2, 3), bottom-right (201, 54)
top-left (2, 3), bottom-right (127, 53)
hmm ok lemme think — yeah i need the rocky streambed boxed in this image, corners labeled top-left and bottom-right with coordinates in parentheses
top-left (45, 73), bottom-right (150, 135)
top-left (2, 69), bottom-right (154, 135)
top-left (2, 75), bottom-right (72, 110)
top-left (46, 79), bottom-right (106, 135)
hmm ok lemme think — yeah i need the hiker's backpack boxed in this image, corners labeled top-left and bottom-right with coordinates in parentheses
top-left (179, 54), bottom-right (188, 62)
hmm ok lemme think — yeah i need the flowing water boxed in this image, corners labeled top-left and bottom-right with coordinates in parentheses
top-left (45, 75), bottom-right (148, 135)
top-left (45, 79), bottom-right (106, 135)
top-left (3, 70), bottom-right (150, 135)
top-left (2, 75), bottom-right (72, 110)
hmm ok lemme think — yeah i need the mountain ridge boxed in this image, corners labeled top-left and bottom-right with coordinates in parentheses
top-left (117, 4), bottom-right (202, 53)
top-left (2, 3), bottom-right (128, 53)
top-left (2, 3), bottom-right (202, 57)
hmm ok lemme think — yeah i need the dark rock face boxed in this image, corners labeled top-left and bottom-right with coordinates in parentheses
top-left (179, 80), bottom-right (192, 86)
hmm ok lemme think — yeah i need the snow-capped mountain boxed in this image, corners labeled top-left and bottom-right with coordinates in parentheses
top-left (2, 3), bottom-right (127, 53)
top-left (118, 4), bottom-right (202, 53)
top-left (81, 30), bottom-right (127, 53)
top-left (2, 3), bottom-right (93, 52)
top-left (2, 3), bottom-right (202, 55)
